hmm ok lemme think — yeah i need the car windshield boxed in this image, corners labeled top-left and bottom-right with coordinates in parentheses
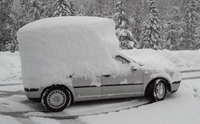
top-left (115, 55), bottom-right (130, 64)
top-left (115, 55), bottom-right (142, 66)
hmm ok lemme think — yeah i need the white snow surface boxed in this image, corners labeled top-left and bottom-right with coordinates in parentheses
top-left (123, 49), bottom-right (200, 69)
top-left (0, 115), bottom-right (22, 124)
top-left (17, 16), bottom-right (122, 88)
top-left (0, 52), bottom-right (21, 81)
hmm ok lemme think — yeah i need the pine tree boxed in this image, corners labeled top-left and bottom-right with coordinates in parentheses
top-left (18, 0), bottom-right (32, 25)
top-left (39, 0), bottom-right (54, 18)
top-left (114, 1), bottom-right (137, 50)
top-left (0, 0), bottom-right (14, 51)
top-left (95, 0), bottom-right (104, 16)
top-left (53, 0), bottom-right (71, 16)
top-left (163, 6), bottom-right (184, 50)
top-left (77, 5), bottom-right (85, 16)
top-left (112, 1), bottom-right (127, 29)
top-left (140, 0), bottom-right (163, 50)
top-left (133, 2), bottom-right (142, 43)
top-left (53, 0), bottom-right (76, 17)
top-left (29, 0), bottom-right (42, 21)
top-left (184, 0), bottom-right (200, 50)
top-left (69, 0), bottom-right (76, 16)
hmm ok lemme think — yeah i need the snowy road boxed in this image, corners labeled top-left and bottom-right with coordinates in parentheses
top-left (180, 69), bottom-right (200, 80)
top-left (0, 70), bottom-right (200, 124)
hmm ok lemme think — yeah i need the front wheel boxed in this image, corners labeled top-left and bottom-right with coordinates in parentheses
top-left (42, 85), bottom-right (71, 112)
top-left (146, 79), bottom-right (167, 102)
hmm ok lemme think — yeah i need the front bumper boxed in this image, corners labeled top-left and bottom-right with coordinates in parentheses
top-left (171, 80), bottom-right (181, 93)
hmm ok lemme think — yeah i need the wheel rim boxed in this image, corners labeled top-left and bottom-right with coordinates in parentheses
top-left (47, 90), bottom-right (67, 109)
top-left (154, 81), bottom-right (166, 99)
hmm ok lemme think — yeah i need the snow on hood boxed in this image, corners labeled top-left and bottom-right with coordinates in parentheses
top-left (17, 16), bottom-right (129, 88)
top-left (122, 49), bottom-right (181, 82)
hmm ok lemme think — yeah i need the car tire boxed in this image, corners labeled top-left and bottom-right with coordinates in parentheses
top-left (146, 79), bottom-right (167, 102)
top-left (42, 85), bottom-right (71, 112)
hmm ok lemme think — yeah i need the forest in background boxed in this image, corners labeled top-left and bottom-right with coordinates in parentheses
top-left (1, 0), bottom-right (200, 52)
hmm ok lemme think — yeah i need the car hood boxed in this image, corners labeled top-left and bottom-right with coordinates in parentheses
top-left (117, 51), bottom-right (181, 83)
top-left (138, 62), bottom-right (181, 83)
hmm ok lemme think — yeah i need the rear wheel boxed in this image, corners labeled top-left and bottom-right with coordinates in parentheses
top-left (146, 79), bottom-right (167, 102)
top-left (42, 85), bottom-right (71, 112)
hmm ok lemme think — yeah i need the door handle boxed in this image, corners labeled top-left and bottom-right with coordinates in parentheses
top-left (103, 75), bottom-right (111, 78)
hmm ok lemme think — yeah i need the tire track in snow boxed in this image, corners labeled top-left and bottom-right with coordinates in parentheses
top-left (180, 69), bottom-right (200, 73)
top-left (180, 69), bottom-right (200, 80)
top-left (0, 90), bottom-right (24, 97)
top-left (0, 83), bottom-right (22, 86)
top-left (0, 100), bottom-right (151, 120)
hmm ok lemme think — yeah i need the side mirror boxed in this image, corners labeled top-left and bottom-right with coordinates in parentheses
top-left (131, 66), bottom-right (137, 71)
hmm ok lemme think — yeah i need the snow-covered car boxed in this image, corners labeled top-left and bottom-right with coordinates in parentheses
top-left (17, 16), bottom-right (181, 112)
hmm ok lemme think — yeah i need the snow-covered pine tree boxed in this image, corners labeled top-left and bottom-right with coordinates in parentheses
top-left (40, 0), bottom-right (55, 18)
top-left (163, 6), bottom-right (184, 50)
top-left (114, 1), bottom-right (137, 50)
top-left (0, 0), bottom-right (14, 51)
top-left (77, 5), bottom-right (85, 16)
top-left (53, 0), bottom-right (71, 16)
top-left (29, 0), bottom-right (42, 21)
top-left (194, 26), bottom-right (200, 49)
top-left (133, 2), bottom-right (142, 43)
top-left (140, 0), bottom-right (162, 50)
top-left (95, 0), bottom-right (105, 17)
top-left (112, 1), bottom-right (125, 29)
top-left (184, 0), bottom-right (200, 50)
top-left (69, 0), bottom-right (76, 16)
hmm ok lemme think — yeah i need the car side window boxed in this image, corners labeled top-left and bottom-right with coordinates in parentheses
top-left (115, 55), bottom-right (130, 64)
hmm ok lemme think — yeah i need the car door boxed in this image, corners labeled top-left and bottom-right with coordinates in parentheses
top-left (72, 76), bottom-right (101, 99)
top-left (101, 55), bottom-right (144, 97)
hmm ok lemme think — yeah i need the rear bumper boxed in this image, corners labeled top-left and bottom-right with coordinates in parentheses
top-left (24, 88), bottom-right (44, 99)
top-left (171, 80), bottom-right (181, 93)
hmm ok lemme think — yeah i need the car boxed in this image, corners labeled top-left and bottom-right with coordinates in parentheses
top-left (17, 16), bottom-right (181, 112)
top-left (24, 53), bottom-right (181, 112)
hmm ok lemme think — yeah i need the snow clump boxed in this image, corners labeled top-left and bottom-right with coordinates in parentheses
top-left (17, 16), bottom-right (129, 88)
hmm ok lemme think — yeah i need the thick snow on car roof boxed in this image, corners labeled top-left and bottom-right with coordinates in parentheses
top-left (17, 16), bottom-right (129, 88)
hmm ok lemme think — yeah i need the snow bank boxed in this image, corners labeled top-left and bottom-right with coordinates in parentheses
top-left (123, 49), bottom-right (200, 69)
top-left (17, 16), bottom-right (121, 88)
top-left (122, 49), bottom-right (200, 82)
top-left (0, 52), bottom-right (21, 81)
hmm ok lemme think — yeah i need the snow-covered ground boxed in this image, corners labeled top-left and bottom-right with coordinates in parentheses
top-left (0, 49), bottom-right (200, 124)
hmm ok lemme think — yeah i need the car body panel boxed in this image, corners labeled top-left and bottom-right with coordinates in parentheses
top-left (101, 69), bottom-right (144, 97)
top-left (24, 88), bottom-right (43, 99)
top-left (73, 77), bottom-right (101, 98)
top-left (171, 81), bottom-right (181, 92)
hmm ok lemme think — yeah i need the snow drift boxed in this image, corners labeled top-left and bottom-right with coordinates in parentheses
top-left (0, 52), bottom-right (21, 81)
top-left (17, 16), bottom-right (122, 88)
